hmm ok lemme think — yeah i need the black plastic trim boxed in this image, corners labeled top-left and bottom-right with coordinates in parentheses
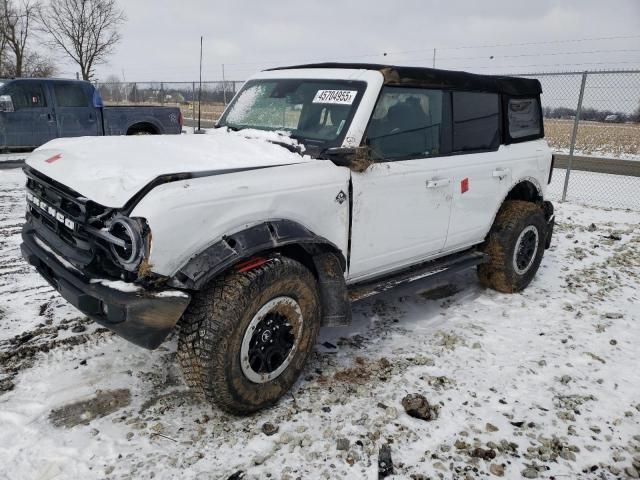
top-left (169, 219), bottom-right (347, 290)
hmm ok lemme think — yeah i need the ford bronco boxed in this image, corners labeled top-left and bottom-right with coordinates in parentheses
top-left (21, 63), bottom-right (554, 414)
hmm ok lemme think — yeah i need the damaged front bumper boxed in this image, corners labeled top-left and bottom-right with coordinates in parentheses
top-left (21, 226), bottom-right (191, 349)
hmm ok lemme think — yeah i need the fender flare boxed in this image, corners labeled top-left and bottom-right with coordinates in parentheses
top-left (168, 219), bottom-right (347, 290)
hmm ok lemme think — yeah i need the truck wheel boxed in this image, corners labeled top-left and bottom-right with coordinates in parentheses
top-left (177, 256), bottom-right (320, 414)
top-left (477, 200), bottom-right (546, 293)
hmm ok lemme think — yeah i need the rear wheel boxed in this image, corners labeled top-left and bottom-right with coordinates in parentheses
top-left (478, 200), bottom-right (546, 293)
top-left (177, 256), bottom-right (320, 414)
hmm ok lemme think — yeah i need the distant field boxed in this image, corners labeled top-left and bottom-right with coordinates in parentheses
top-left (544, 118), bottom-right (640, 160)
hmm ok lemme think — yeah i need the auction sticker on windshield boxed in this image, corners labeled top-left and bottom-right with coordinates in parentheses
top-left (312, 90), bottom-right (357, 105)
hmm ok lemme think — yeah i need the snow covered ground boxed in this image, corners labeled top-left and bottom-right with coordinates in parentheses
top-left (1, 168), bottom-right (639, 480)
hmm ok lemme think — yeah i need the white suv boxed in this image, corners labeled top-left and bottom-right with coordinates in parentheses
top-left (21, 63), bottom-right (555, 413)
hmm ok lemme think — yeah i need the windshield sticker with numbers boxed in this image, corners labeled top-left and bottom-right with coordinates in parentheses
top-left (312, 90), bottom-right (357, 105)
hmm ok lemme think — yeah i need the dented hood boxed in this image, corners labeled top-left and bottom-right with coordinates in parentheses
top-left (26, 129), bottom-right (311, 208)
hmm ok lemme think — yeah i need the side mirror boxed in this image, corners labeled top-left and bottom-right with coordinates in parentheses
top-left (322, 146), bottom-right (373, 172)
top-left (0, 95), bottom-right (14, 113)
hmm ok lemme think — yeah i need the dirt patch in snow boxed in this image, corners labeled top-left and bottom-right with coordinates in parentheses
top-left (49, 389), bottom-right (132, 428)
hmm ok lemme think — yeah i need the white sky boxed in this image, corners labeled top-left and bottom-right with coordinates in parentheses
top-left (48, 0), bottom-right (640, 83)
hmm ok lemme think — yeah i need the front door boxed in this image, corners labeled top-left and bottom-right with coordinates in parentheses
top-left (348, 86), bottom-right (453, 281)
top-left (50, 81), bottom-right (100, 138)
top-left (0, 80), bottom-right (56, 149)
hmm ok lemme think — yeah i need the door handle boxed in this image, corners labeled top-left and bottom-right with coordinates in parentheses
top-left (426, 178), bottom-right (451, 189)
top-left (492, 168), bottom-right (510, 179)
top-left (47, 113), bottom-right (55, 122)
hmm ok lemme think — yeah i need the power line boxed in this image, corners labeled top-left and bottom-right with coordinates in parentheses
top-left (452, 60), bottom-right (640, 70)
top-left (218, 34), bottom-right (640, 66)
top-left (407, 48), bottom-right (640, 63)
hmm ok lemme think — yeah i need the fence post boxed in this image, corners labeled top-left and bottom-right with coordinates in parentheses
top-left (562, 71), bottom-right (588, 202)
top-left (160, 82), bottom-right (165, 105)
top-left (192, 82), bottom-right (196, 134)
top-left (222, 64), bottom-right (227, 105)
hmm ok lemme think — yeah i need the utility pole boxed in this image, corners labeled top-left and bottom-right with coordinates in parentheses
top-left (432, 48), bottom-right (436, 68)
top-left (195, 36), bottom-right (205, 134)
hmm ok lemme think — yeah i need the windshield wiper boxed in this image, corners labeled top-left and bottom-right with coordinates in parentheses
top-left (266, 139), bottom-right (303, 154)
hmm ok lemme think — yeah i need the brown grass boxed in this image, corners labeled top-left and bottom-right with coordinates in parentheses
top-left (544, 119), bottom-right (640, 158)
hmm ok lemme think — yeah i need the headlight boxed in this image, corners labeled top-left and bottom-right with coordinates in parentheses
top-left (107, 216), bottom-right (145, 271)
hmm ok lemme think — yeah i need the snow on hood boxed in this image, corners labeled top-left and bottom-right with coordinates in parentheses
top-left (26, 129), bottom-right (310, 208)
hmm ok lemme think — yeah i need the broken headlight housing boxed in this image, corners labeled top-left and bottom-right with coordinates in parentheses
top-left (103, 215), bottom-right (148, 272)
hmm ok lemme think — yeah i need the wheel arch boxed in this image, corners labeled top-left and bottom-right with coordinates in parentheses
top-left (168, 219), bottom-right (347, 291)
top-left (484, 178), bottom-right (544, 239)
top-left (504, 178), bottom-right (543, 204)
top-left (126, 121), bottom-right (161, 135)
top-left (168, 219), bottom-right (351, 327)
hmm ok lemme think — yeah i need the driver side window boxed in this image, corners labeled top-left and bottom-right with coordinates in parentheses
top-left (366, 87), bottom-right (443, 160)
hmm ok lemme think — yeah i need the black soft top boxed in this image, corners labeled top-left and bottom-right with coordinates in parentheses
top-left (268, 62), bottom-right (541, 96)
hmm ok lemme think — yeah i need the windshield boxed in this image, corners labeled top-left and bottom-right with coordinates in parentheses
top-left (218, 79), bottom-right (366, 148)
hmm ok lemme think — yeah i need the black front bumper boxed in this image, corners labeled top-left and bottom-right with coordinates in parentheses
top-left (21, 226), bottom-right (191, 349)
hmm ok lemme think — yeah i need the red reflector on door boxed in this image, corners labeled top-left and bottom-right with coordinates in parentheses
top-left (461, 178), bottom-right (469, 194)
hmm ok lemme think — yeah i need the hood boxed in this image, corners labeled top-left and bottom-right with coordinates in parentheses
top-left (26, 129), bottom-right (310, 208)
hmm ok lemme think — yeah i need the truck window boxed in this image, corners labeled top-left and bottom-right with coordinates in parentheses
top-left (366, 87), bottom-right (444, 160)
top-left (507, 98), bottom-right (541, 139)
top-left (53, 83), bottom-right (89, 107)
top-left (3, 82), bottom-right (47, 110)
top-left (452, 91), bottom-right (500, 152)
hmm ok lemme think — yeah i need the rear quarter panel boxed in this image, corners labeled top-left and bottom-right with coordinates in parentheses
top-left (130, 161), bottom-right (351, 277)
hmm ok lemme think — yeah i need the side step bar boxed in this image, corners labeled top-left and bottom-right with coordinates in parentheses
top-left (348, 250), bottom-right (489, 301)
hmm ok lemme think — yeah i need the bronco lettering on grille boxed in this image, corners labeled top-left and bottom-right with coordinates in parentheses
top-left (26, 192), bottom-right (76, 230)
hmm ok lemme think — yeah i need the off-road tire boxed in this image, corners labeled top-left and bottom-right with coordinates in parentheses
top-left (478, 200), bottom-right (546, 293)
top-left (177, 256), bottom-right (320, 414)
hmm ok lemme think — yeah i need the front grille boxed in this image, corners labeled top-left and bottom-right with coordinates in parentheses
top-left (24, 167), bottom-right (121, 277)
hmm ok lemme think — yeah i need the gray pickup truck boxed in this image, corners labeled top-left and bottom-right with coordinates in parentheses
top-left (0, 78), bottom-right (183, 151)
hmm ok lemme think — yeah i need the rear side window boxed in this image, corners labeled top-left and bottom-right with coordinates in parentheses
top-left (53, 84), bottom-right (89, 107)
top-left (366, 86), bottom-right (444, 160)
top-left (452, 91), bottom-right (500, 152)
top-left (507, 97), bottom-right (541, 139)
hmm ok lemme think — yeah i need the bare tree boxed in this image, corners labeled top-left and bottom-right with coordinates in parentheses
top-left (22, 50), bottom-right (55, 76)
top-left (39, 0), bottom-right (125, 80)
top-left (0, 0), bottom-right (39, 77)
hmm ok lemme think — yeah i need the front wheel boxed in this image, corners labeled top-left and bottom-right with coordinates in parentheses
top-left (478, 200), bottom-right (547, 293)
top-left (177, 256), bottom-right (320, 414)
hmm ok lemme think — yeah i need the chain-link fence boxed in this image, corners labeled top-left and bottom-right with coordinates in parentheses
top-left (513, 70), bottom-right (640, 210)
top-left (95, 71), bottom-right (640, 210)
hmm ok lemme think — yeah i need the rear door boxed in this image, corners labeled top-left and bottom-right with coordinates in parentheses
top-left (441, 91), bottom-right (511, 250)
top-left (0, 80), bottom-right (56, 148)
top-left (51, 81), bottom-right (101, 138)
